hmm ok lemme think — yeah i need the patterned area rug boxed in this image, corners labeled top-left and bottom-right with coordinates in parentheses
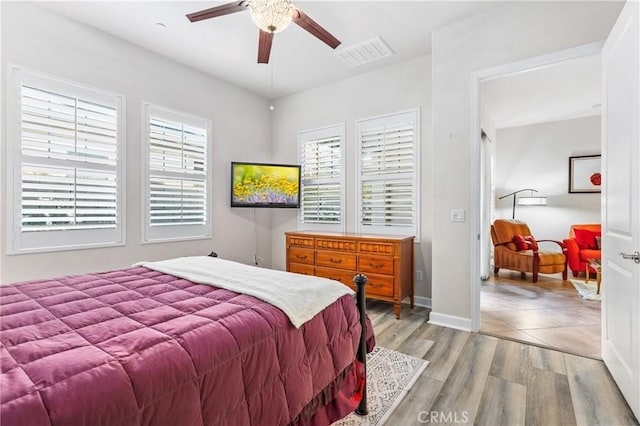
top-left (570, 279), bottom-right (601, 301)
top-left (333, 347), bottom-right (429, 426)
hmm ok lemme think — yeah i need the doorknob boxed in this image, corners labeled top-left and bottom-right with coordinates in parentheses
top-left (619, 251), bottom-right (640, 264)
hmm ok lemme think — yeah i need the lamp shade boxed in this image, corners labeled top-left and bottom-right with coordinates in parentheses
top-left (249, 0), bottom-right (293, 33)
top-left (517, 196), bottom-right (547, 206)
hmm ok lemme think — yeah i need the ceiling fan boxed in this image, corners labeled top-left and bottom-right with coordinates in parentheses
top-left (186, 0), bottom-right (341, 64)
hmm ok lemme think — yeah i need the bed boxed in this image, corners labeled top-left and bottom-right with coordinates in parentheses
top-left (0, 256), bottom-right (374, 425)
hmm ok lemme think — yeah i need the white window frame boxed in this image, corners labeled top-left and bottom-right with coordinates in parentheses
top-left (5, 65), bottom-right (126, 255)
top-left (142, 103), bottom-right (212, 243)
top-left (297, 123), bottom-right (346, 232)
top-left (356, 108), bottom-right (420, 238)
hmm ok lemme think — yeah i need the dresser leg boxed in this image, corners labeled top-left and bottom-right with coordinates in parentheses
top-left (394, 302), bottom-right (401, 319)
top-left (410, 293), bottom-right (414, 309)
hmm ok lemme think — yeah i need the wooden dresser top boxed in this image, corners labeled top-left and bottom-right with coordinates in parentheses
top-left (285, 231), bottom-right (414, 243)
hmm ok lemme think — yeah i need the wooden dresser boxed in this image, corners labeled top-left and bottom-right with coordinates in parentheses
top-left (285, 231), bottom-right (414, 319)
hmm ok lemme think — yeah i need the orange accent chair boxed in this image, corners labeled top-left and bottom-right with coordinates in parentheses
top-left (563, 224), bottom-right (601, 277)
top-left (491, 219), bottom-right (568, 283)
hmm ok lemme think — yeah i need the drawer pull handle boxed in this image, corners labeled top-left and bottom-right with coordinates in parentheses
top-left (296, 254), bottom-right (308, 260)
top-left (371, 282), bottom-right (382, 288)
top-left (368, 262), bottom-right (384, 269)
top-left (330, 258), bottom-right (343, 264)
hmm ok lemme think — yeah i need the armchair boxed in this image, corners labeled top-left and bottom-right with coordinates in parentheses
top-left (491, 219), bottom-right (568, 283)
top-left (563, 224), bottom-right (601, 277)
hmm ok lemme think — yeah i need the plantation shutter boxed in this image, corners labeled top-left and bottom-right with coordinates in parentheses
top-left (300, 135), bottom-right (342, 223)
top-left (20, 85), bottom-right (119, 232)
top-left (298, 124), bottom-right (345, 230)
top-left (148, 116), bottom-right (208, 226)
top-left (358, 110), bottom-right (419, 235)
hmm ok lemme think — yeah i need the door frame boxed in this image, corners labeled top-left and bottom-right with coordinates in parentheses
top-left (469, 41), bottom-right (605, 332)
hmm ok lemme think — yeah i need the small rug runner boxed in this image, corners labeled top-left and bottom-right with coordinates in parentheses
top-left (333, 346), bottom-right (429, 426)
top-left (570, 279), bottom-right (601, 301)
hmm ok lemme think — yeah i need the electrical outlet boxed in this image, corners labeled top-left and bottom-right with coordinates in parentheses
top-left (416, 270), bottom-right (423, 281)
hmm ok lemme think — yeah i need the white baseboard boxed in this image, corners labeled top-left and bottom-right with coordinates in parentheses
top-left (428, 311), bottom-right (472, 331)
top-left (413, 296), bottom-right (431, 308)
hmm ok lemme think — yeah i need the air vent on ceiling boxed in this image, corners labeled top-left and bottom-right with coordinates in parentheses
top-left (335, 36), bottom-right (394, 68)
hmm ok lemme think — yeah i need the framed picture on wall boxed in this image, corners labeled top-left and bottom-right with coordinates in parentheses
top-left (569, 155), bottom-right (601, 193)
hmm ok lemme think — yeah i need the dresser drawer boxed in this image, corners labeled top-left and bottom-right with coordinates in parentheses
top-left (288, 236), bottom-right (315, 248)
top-left (315, 267), bottom-right (356, 289)
top-left (366, 274), bottom-right (394, 297)
top-left (289, 263), bottom-right (315, 276)
top-left (316, 251), bottom-right (357, 270)
top-left (316, 238), bottom-right (357, 252)
top-left (358, 241), bottom-right (395, 255)
top-left (359, 255), bottom-right (394, 275)
top-left (289, 247), bottom-right (314, 265)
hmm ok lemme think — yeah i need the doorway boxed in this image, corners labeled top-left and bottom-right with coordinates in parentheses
top-left (472, 43), bottom-right (604, 358)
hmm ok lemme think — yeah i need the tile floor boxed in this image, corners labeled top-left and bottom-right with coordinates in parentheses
top-left (480, 271), bottom-right (602, 358)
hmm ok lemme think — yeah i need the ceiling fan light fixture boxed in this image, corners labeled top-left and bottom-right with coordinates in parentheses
top-left (249, 0), bottom-right (293, 33)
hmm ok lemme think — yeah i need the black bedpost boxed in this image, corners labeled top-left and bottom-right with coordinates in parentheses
top-left (354, 274), bottom-right (368, 416)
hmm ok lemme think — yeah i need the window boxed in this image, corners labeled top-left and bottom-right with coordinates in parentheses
top-left (6, 67), bottom-right (124, 254)
top-left (143, 103), bottom-right (212, 243)
top-left (356, 109), bottom-right (420, 237)
top-left (298, 124), bottom-right (345, 231)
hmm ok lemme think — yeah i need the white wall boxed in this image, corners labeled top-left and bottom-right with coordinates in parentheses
top-left (0, 2), bottom-right (4, 283)
top-left (495, 116), bottom-right (601, 241)
top-left (431, 1), bottom-right (622, 325)
top-left (270, 55), bottom-right (433, 302)
top-left (0, 3), bottom-right (272, 283)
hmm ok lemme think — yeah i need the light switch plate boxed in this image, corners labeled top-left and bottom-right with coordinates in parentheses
top-left (451, 209), bottom-right (465, 222)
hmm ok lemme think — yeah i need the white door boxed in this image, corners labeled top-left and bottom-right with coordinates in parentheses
top-left (602, 0), bottom-right (640, 418)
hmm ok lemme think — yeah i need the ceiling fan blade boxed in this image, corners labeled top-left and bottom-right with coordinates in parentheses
top-left (258, 30), bottom-right (274, 64)
top-left (291, 7), bottom-right (341, 49)
top-left (186, 1), bottom-right (248, 23)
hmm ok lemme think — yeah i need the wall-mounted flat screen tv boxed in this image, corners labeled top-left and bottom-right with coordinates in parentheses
top-left (231, 161), bottom-right (301, 208)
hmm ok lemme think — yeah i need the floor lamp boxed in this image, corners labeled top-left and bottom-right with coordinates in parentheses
top-left (498, 188), bottom-right (547, 219)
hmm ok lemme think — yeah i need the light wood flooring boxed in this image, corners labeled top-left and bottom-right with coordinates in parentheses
top-left (367, 300), bottom-right (638, 425)
top-left (480, 272), bottom-right (601, 358)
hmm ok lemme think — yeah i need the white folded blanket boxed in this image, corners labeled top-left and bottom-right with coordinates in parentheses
top-left (135, 256), bottom-right (354, 328)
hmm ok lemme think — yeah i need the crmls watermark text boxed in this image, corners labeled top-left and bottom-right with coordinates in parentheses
top-left (417, 411), bottom-right (470, 424)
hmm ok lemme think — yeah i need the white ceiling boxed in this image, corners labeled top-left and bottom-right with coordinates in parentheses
top-left (34, 0), bottom-right (602, 123)
top-left (481, 54), bottom-right (602, 129)
top-left (37, 1), bottom-right (507, 98)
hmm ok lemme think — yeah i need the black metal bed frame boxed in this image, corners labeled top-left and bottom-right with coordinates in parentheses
top-left (353, 274), bottom-right (368, 416)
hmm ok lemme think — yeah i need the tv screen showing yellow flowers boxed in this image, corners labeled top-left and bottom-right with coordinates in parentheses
top-left (231, 162), bottom-right (301, 208)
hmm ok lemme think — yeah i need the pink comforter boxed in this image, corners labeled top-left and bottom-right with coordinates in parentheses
top-left (0, 266), bottom-right (373, 425)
